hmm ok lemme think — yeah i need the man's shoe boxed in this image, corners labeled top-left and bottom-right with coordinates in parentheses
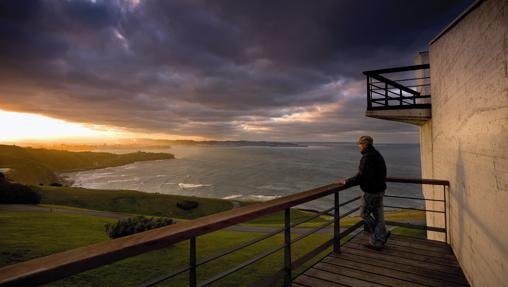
top-left (363, 243), bottom-right (383, 251)
top-left (383, 231), bottom-right (391, 245)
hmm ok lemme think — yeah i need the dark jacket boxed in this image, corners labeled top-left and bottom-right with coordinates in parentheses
top-left (346, 145), bottom-right (387, 193)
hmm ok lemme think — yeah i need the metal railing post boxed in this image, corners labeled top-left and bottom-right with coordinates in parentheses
top-left (333, 192), bottom-right (340, 253)
top-left (444, 185), bottom-right (448, 244)
top-left (366, 76), bottom-right (372, 110)
top-left (190, 237), bottom-right (197, 287)
top-left (283, 208), bottom-right (291, 287)
top-left (384, 82), bottom-right (388, 106)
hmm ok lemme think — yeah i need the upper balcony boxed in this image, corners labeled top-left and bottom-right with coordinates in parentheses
top-left (363, 64), bottom-right (431, 125)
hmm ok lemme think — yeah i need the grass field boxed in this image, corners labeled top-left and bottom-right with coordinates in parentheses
top-left (0, 204), bottom-right (428, 286)
top-left (0, 209), bottom-right (336, 287)
top-left (37, 185), bottom-right (235, 219)
top-left (37, 185), bottom-right (326, 224)
top-left (0, 210), bottom-right (114, 266)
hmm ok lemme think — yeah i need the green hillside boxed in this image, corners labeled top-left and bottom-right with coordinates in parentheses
top-left (0, 145), bottom-right (174, 185)
top-left (38, 186), bottom-right (234, 219)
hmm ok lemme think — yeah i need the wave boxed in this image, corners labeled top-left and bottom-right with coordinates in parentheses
top-left (249, 194), bottom-right (281, 201)
top-left (106, 178), bottom-right (140, 184)
top-left (257, 184), bottom-right (291, 191)
top-left (178, 183), bottom-right (212, 189)
top-left (222, 194), bottom-right (281, 201)
top-left (223, 194), bottom-right (242, 200)
top-left (0, 167), bottom-right (11, 173)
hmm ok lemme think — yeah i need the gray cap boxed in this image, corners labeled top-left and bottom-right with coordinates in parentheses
top-left (357, 136), bottom-right (373, 145)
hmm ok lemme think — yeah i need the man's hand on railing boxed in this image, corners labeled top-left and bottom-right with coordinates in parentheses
top-left (335, 179), bottom-right (346, 185)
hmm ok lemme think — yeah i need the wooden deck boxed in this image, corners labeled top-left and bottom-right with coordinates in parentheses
top-left (293, 232), bottom-right (470, 287)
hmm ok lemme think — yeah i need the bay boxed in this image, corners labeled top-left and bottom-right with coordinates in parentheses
top-left (63, 143), bottom-right (422, 212)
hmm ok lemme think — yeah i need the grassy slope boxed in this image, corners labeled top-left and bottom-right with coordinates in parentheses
top-left (37, 186), bottom-right (326, 223)
top-left (0, 210), bottom-right (115, 266)
top-left (38, 186), bottom-right (234, 219)
top-left (0, 144), bottom-right (174, 185)
top-left (0, 209), bottom-right (333, 287)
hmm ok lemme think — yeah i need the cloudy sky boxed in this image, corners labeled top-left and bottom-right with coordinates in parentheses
top-left (0, 0), bottom-right (472, 143)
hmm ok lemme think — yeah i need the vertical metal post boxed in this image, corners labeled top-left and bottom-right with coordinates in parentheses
top-left (366, 76), bottom-right (372, 110)
top-left (189, 237), bottom-right (197, 287)
top-left (283, 208), bottom-right (291, 287)
top-left (444, 185), bottom-right (448, 244)
top-left (384, 82), bottom-right (388, 106)
top-left (400, 89), bottom-right (403, 106)
top-left (333, 191), bottom-right (340, 253)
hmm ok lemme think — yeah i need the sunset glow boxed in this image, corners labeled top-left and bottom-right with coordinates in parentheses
top-left (0, 110), bottom-right (125, 141)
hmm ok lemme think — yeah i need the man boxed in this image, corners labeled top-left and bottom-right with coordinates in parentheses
top-left (337, 136), bottom-right (390, 250)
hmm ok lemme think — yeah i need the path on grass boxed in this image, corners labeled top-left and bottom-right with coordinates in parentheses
top-left (0, 204), bottom-right (131, 219)
top-left (0, 204), bottom-right (424, 235)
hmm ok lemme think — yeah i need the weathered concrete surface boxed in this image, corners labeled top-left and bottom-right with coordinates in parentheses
top-left (365, 108), bottom-right (431, 124)
top-left (427, 0), bottom-right (508, 286)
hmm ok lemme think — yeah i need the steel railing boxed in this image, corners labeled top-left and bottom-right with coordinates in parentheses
top-left (0, 177), bottom-right (449, 287)
top-left (363, 64), bottom-right (431, 110)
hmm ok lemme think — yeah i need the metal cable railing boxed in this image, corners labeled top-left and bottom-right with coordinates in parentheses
top-left (0, 177), bottom-right (449, 287)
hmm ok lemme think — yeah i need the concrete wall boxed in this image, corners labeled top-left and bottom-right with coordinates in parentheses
top-left (428, 0), bottom-right (508, 285)
top-left (414, 52), bottom-right (446, 241)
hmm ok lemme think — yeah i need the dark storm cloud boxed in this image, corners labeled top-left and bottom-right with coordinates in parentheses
top-left (0, 0), bottom-right (472, 141)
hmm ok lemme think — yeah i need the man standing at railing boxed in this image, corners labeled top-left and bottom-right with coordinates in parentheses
top-left (337, 136), bottom-right (390, 250)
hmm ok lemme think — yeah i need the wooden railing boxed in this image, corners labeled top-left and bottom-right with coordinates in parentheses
top-left (0, 177), bottom-right (449, 287)
top-left (364, 64), bottom-right (431, 110)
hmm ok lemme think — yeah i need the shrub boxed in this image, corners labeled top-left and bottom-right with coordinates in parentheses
top-left (50, 182), bottom-right (63, 187)
top-left (105, 216), bottom-right (173, 239)
top-left (0, 180), bottom-right (41, 204)
top-left (176, 200), bottom-right (199, 210)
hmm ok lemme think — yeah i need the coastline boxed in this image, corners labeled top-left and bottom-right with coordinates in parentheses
top-left (0, 144), bottom-right (175, 186)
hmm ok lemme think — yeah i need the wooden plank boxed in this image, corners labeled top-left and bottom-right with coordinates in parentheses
top-left (0, 183), bottom-right (348, 286)
top-left (350, 236), bottom-right (457, 259)
top-left (293, 274), bottom-right (347, 287)
top-left (344, 242), bottom-right (461, 268)
top-left (337, 247), bottom-right (465, 276)
top-left (314, 262), bottom-right (425, 287)
top-left (389, 233), bottom-right (449, 247)
top-left (357, 231), bottom-right (449, 249)
top-left (330, 252), bottom-right (468, 285)
top-left (304, 268), bottom-right (385, 287)
top-left (384, 220), bottom-right (446, 233)
top-left (322, 256), bottom-right (468, 287)
top-left (291, 282), bottom-right (310, 287)
top-left (385, 236), bottom-right (452, 253)
top-left (390, 234), bottom-right (451, 252)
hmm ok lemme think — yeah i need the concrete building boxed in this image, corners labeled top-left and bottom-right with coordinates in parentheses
top-left (364, 0), bottom-right (507, 286)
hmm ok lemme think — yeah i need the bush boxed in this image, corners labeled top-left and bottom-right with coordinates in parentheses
top-left (176, 200), bottom-right (199, 210)
top-left (105, 216), bottom-right (173, 239)
top-left (0, 180), bottom-right (41, 204)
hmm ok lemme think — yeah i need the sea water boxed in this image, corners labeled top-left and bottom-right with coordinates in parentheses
top-left (63, 143), bottom-right (422, 211)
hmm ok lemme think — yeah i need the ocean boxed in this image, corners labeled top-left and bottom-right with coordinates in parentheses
top-left (63, 143), bottom-right (422, 212)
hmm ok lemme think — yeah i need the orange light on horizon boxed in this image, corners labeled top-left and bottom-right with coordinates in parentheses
top-left (0, 109), bottom-right (125, 142)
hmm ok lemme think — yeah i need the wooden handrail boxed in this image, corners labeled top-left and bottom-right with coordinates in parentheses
top-left (0, 183), bottom-right (347, 286)
top-left (0, 177), bottom-right (449, 286)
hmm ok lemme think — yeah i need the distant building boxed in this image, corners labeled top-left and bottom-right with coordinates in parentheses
top-left (363, 0), bottom-right (507, 286)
